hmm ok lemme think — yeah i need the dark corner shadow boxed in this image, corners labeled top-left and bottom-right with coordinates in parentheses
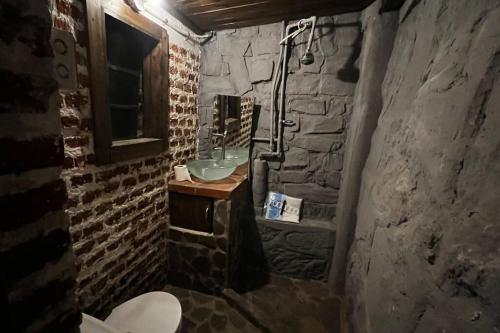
top-left (316, 21), bottom-right (363, 83)
top-left (338, 21), bottom-right (362, 83)
top-left (230, 103), bottom-right (271, 293)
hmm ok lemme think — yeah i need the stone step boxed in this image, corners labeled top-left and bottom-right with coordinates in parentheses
top-left (253, 215), bottom-right (336, 280)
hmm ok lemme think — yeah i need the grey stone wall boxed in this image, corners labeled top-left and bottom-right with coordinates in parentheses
top-left (198, 13), bottom-right (362, 279)
top-left (346, 0), bottom-right (500, 332)
top-left (330, 0), bottom-right (399, 289)
top-left (198, 15), bottom-right (361, 280)
top-left (199, 15), bottom-right (361, 222)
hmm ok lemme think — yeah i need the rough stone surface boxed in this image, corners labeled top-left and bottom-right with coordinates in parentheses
top-left (256, 219), bottom-right (335, 280)
top-left (329, 0), bottom-right (398, 290)
top-left (320, 74), bottom-right (356, 96)
top-left (289, 98), bottom-right (326, 115)
top-left (163, 284), bottom-right (259, 332)
top-left (198, 16), bottom-right (360, 280)
top-left (301, 116), bottom-right (344, 134)
top-left (285, 74), bottom-right (321, 95)
top-left (284, 184), bottom-right (338, 204)
top-left (0, 1), bottom-right (80, 331)
top-left (347, 1), bottom-right (500, 333)
top-left (199, 17), bottom-right (359, 228)
top-left (291, 135), bottom-right (342, 153)
top-left (247, 56), bottom-right (274, 83)
top-left (167, 185), bottom-right (249, 294)
top-left (226, 273), bottom-right (344, 333)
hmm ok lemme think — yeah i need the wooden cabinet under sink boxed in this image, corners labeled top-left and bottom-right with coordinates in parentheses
top-left (169, 192), bottom-right (213, 233)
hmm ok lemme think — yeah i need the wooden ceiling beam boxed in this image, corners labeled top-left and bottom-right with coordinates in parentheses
top-left (161, 0), bottom-right (374, 32)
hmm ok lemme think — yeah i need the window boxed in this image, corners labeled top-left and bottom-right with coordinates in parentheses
top-left (86, 0), bottom-right (169, 164)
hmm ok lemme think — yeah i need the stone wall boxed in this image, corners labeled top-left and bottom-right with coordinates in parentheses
top-left (0, 1), bottom-right (80, 331)
top-left (52, 0), bottom-right (200, 317)
top-left (198, 14), bottom-right (361, 280)
top-left (329, 0), bottom-right (398, 289)
top-left (346, 0), bottom-right (500, 332)
top-left (199, 16), bottom-right (360, 222)
top-left (167, 183), bottom-right (248, 294)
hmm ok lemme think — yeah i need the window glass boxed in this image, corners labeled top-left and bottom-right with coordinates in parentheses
top-left (105, 14), bottom-right (156, 140)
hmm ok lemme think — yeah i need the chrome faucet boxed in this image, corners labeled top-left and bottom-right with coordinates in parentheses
top-left (208, 127), bottom-right (227, 159)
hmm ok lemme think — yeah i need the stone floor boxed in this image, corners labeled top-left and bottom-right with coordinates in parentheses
top-left (163, 285), bottom-right (260, 332)
top-left (164, 274), bottom-right (346, 333)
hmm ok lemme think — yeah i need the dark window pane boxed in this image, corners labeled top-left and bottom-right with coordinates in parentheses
top-left (105, 14), bottom-right (156, 140)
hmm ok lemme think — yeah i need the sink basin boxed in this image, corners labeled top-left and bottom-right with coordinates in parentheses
top-left (212, 147), bottom-right (249, 166)
top-left (187, 159), bottom-right (238, 181)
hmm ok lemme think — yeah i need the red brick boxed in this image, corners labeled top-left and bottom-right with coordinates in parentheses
top-left (53, 17), bottom-right (70, 31)
top-left (70, 173), bottom-right (93, 186)
top-left (81, 189), bottom-right (101, 204)
top-left (77, 73), bottom-right (90, 88)
top-left (65, 136), bottom-right (89, 148)
top-left (122, 177), bottom-right (137, 188)
top-left (113, 195), bottom-right (128, 206)
top-left (138, 173), bottom-right (150, 182)
top-left (137, 197), bottom-right (152, 210)
top-left (71, 209), bottom-right (92, 226)
top-left (96, 165), bottom-right (129, 182)
top-left (103, 181), bottom-right (120, 193)
top-left (61, 115), bottom-right (80, 128)
top-left (86, 248), bottom-right (105, 267)
top-left (67, 197), bottom-right (79, 208)
top-left (150, 169), bottom-right (161, 178)
top-left (95, 202), bottom-right (112, 215)
top-left (105, 211), bottom-right (122, 225)
top-left (83, 223), bottom-right (103, 237)
top-left (74, 240), bottom-right (95, 256)
top-left (130, 161), bottom-right (143, 170)
top-left (55, 0), bottom-right (71, 15)
top-left (64, 92), bottom-right (88, 108)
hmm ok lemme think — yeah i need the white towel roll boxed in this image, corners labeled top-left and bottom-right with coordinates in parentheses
top-left (174, 165), bottom-right (193, 182)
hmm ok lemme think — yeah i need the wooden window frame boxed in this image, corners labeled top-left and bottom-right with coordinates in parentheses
top-left (86, 0), bottom-right (169, 164)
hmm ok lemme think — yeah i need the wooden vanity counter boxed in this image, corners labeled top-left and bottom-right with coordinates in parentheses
top-left (168, 163), bottom-right (248, 200)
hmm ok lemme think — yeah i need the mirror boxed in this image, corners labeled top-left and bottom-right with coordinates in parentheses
top-left (213, 95), bottom-right (254, 147)
top-left (210, 95), bottom-right (254, 165)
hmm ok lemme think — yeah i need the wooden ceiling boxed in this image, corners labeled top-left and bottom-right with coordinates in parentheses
top-left (158, 0), bottom-right (376, 33)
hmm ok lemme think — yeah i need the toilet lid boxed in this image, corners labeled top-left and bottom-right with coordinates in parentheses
top-left (104, 291), bottom-right (182, 333)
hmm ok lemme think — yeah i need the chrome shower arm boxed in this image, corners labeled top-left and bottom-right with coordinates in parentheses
top-left (305, 16), bottom-right (317, 53)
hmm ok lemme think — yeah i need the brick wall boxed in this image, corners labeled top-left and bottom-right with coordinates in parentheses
top-left (52, 0), bottom-right (200, 317)
top-left (0, 1), bottom-right (80, 332)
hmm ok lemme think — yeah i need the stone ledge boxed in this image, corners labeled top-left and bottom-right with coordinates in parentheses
top-left (255, 215), bottom-right (336, 232)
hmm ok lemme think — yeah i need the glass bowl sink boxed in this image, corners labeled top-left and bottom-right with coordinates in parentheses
top-left (187, 159), bottom-right (238, 181)
top-left (212, 147), bottom-right (249, 166)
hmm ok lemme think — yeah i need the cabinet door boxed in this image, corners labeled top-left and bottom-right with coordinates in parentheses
top-left (170, 192), bottom-right (213, 233)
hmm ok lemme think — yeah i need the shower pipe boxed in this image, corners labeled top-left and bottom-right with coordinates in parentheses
top-left (253, 16), bottom-right (317, 158)
top-left (131, 0), bottom-right (214, 45)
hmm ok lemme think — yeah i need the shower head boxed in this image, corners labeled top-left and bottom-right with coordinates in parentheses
top-left (300, 16), bottom-right (317, 65)
top-left (301, 50), bottom-right (314, 65)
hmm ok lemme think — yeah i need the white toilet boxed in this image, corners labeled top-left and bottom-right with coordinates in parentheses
top-left (80, 291), bottom-right (182, 333)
